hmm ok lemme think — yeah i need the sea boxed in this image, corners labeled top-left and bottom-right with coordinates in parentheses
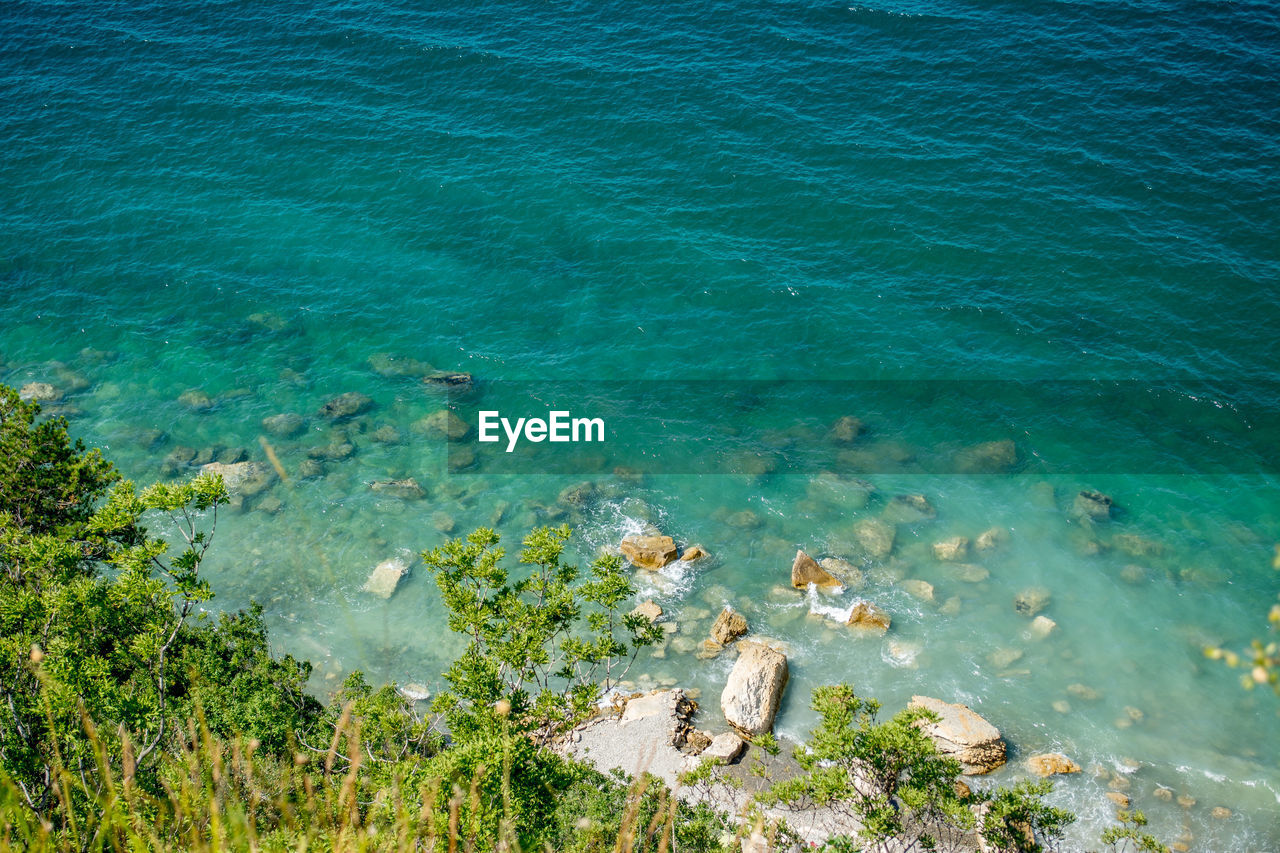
top-left (2, 0), bottom-right (1278, 848)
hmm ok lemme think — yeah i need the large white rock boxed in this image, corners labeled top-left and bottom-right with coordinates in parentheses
top-left (908, 695), bottom-right (1006, 774)
top-left (363, 556), bottom-right (410, 599)
top-left (721, 642), bottom-right (789, 735)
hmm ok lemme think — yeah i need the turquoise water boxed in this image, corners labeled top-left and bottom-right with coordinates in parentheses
top-left (3, 0), bottom-right (1279, 847)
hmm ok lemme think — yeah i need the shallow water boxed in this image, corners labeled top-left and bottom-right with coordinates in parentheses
top-left (3, 0), bottom-right (1279, 847)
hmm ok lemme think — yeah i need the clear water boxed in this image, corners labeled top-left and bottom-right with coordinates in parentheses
top-left (3, 0), bottom-right (1278, 848)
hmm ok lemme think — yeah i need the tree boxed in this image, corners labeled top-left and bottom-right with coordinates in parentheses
top-left (760, 683), bottom-right (974, 851)
top-left (0, 385), bottom-right (318, 829)
top-left (760, 684), bottom-right (1072, 853)
top-left (422, 525), bottom-right (662, 746)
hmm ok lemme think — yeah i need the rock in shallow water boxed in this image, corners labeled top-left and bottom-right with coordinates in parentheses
top-left (791, 549), bottom-right (841, 591)
top-left (620, 535), bottom-right (678, 570)
top-left (721, 642), bottom-right (789, 736)
top-left (908, 695), bottom-right (1006, 775)
top-left (319, 391), bottom-right (374, 419)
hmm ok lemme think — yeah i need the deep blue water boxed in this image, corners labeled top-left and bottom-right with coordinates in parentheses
top-left (3, 0), bottom-right (1279, 847)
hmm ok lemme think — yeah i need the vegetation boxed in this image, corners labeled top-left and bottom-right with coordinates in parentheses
top-left (755, 683), bottom-right (1072, 853)
top-left (2, 381), bottom-right (1166, 852)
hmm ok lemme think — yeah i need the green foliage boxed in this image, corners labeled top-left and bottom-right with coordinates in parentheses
top-left (761, 683), bottom-right (973, 851)
top-left (423, 525), bottom-right (662, 744)
top-left (979, 779), bottom-right (1075, 852)
top-left (0, 384), bottom-right (320, 832)
top-left (548, 767), bottom-right (732, 853)
top-left (170, 604), bottom-right (322, 754)
top-left (1099, 810), bottom-right (1170, 853)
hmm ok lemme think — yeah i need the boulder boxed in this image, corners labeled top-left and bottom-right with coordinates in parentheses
top-left (422, 371), bottom-right (473, 389)
top-left (947, 563), bottom-right (990, 583)
top-left (200, 461), bottom-right (274, 496)
top-left (1014, 586), bottom-right (1051, 617)
top-left (178, 389), bottom-right (214, 411)
top-left (726, 510), bottom-right (763, 529)
top-left (1027, 753), bottom-right (1081, 777)
top-left (975, 527), bottom-right (1008, 552)
top-left (319, 392), bottom-right (374, 419)
top-left (1106, 792), bottom-right (1131, 808)
top-left (1029, 615), bottom-right (1057, 639)
top-left (632, 600), bottom-right (663, 623)
top-left (1074, 490), bottom-right (1113, 520)
top-left (370, 478), bottom-right (425, 500)
top-left (262, 413), bottom-right (306, 437)
top-left (819, 557), bottom-right (864, 589)
top-left (853, 518), bottom-right (896, 558)
top-left (902, 579), bottom-right (935, 602)
top-left (830, 416), bottom-right (864, 443)
top-left (700, 732), bottom-right (745, 765)
top-left (363, 557), bottom-right (409, 599)
top-left (954, 439), bottom-right (1017, 473)
top-left (710, 607), bottom-right (749, 645)
top-left (680, 544), bottom-right (709, 562)
top-left (721, 642), bottom-right (789, 735)
top-left (933, 536), bottom-right (970, 562)
top-left (791, 550), bottom-right (842, 591)
top-left (19, 382), bottom-right (61, 403)
top-left (908, 696), bottom-right (1006, 774)
top-left (844, 601), bottom-right (891, 635)
top-left (371, 424), bottom-right (401, 444)
top-left (888, 493), bottom-right (936, 521)
top-left (415, 409), bottom-right (471, 440)
top-left (620, 535), bottom-right (679, 570)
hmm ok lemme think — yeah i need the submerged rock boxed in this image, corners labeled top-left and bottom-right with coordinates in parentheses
top-left (370, 478), bottom-right (425, 500)
top-left (887, 493), bottom-right (936, 522)
top-left (620, 535), bottom-right (679, 570)
top-left (908, 696), bottom-right (1006, 775)
top-left (1074, 489), bottom-right (1114, 520)
top-left (829, 415), bottom-right (864, 443)
top-left (319, 392), bottom-right (374, 420)
top-left (819, 556), bottom-right (864, 589)
top-left (178, 389), bottom-right (214, 411)
top-left (19, 382), bottom-right (62, 403)
top-left (262, 412), bottom-right (306, 437)
top-left (422, 371), bottom-right (473, 389)
top-left (902, 579), bottom-right (935, 602)
top-left (414, 409), bottom-right (471, 440)
top-left (975, 527), bottom-right (1008, 552)
top-left (853, 518), bottom-right (896, 559)
top-left (933, 536), bottom-right (970, 562)
top-left (1014, 586), bottom-right (1051, 617)
top-left (721, 642), bottom-right (789, 736)
top-left (953, 439), bottom-right (1017, 473)
top-left (791, 550), bottom-right (842, 591)
top-left (1029, 615), bottom-right (1057, 639)
top-left (200, 461), bottom-right (274, 496)
top-left (632, 600), bottom-right (663, 623)
top-left (368, 353), bottom-right (433, 378)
